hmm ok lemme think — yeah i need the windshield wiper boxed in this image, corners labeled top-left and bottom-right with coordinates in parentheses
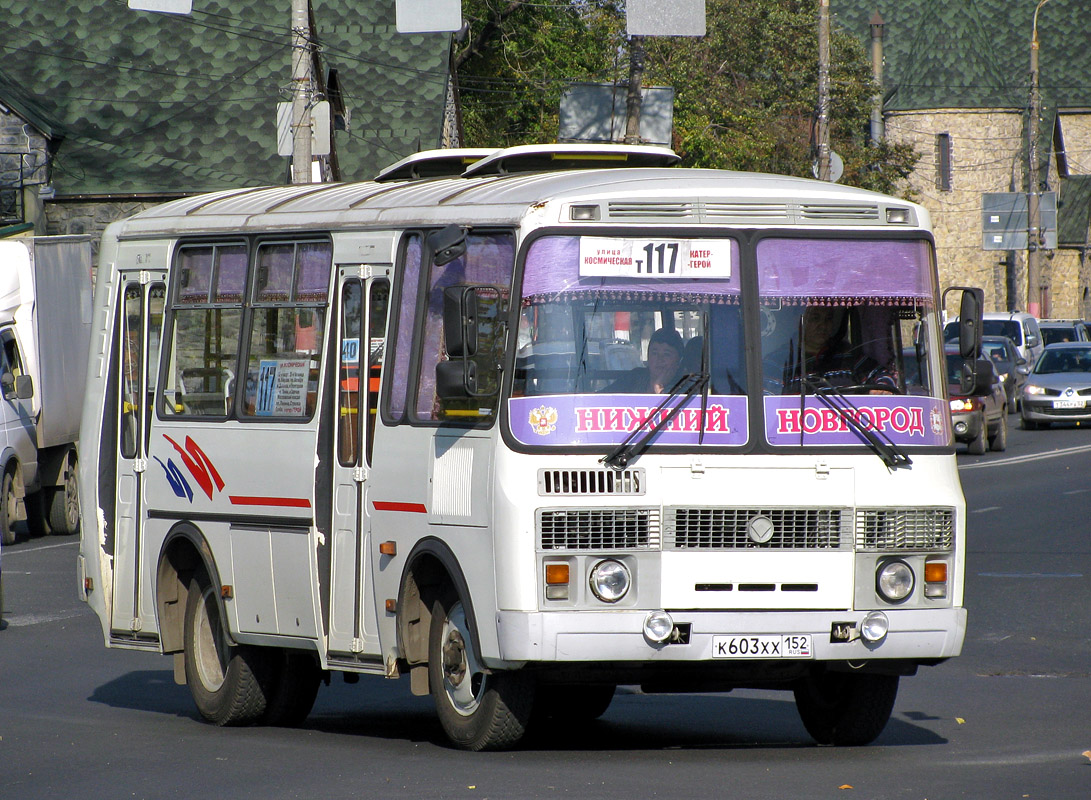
top-left (802, 375), bottom-right (912, 469)
top-left (601, 371), bottom-right (709, 469)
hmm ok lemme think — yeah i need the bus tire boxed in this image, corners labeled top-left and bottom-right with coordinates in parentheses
top-left (1, 470), bottom-right (18, 546)
top-left (428, 590), bottom-right (533, 751)
top-left (793, 672), bottom-right (899, 746)
top-left (261, 650), bottom-right (322, 727)
top-left (183, 568), bottom-right (272, 726)
top-left (46, 454), bottom-right (80, 535)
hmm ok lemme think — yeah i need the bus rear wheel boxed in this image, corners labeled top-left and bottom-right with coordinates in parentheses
top-left (428, 591), bottom-right (533, 751)
top-left (183, 568), bottom-right (272, 726)
top-left (793, 671), bottom-right (899, 746)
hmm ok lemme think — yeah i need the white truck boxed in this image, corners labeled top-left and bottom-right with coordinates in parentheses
top-left (0, 235), bottom-right (92, 545)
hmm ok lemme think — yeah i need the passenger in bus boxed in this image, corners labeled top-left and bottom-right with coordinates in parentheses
top-left (801, 306), bottom-right (896, 392)
top-left (767, 306), bottom-right (896, 394)
top-left (604, 326), bottom-right (684, 393)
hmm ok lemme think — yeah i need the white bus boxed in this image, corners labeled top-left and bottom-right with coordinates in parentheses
top-left (78, 144), bottom-right (979, 751)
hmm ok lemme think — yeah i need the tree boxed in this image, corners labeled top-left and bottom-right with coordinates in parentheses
top-left (454, 0), bottom-right (919, 196)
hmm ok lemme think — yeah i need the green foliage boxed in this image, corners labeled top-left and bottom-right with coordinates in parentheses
top-left (454, 0), bottom-right (919, 197)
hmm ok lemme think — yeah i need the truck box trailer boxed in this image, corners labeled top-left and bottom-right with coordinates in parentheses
top-left (0, 235), bottom-right (92, 544)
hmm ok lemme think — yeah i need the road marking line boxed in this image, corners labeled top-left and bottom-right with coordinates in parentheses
top-left (971, 506), bottom-right (1002, 513)
top-left (1, 540), bottom-right (80, 556)
top-left (959, 441), bottom-right (1091, 469)
top-left (977, 572), bottom-right (1083, 578)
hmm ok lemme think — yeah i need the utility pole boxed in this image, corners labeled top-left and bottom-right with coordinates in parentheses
top-left (816, 0), bottom-right (831, 181)
top-left (623, 36), bottom-right (646, 144)
top-left (291, 0), bottom-right (313, 184)
top-left (869, 11), bottom-right (885, 146)
top-left (1026, 0), bottom-right (1051, 316)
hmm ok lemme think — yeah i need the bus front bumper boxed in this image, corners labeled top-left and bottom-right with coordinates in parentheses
top-left (494, 607), bottom-right (966, 665)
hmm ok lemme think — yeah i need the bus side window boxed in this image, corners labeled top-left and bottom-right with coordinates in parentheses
top-left (413, 232), bottom-right (515, 421)
top-left (337, 280), bottom-right (362, 466)
top-left (120, 284), bottom-right (143, 458)
top-left (366, 279), bottom-right (389, 464)
top-left (386, 234), bottom-right (421, 422)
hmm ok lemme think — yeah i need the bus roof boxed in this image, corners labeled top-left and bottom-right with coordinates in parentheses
top-left (107, 165), bottom-right (926, 240)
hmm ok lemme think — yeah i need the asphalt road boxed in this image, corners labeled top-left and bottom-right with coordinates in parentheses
top-left (2, 423), bottom-right (1089, 799)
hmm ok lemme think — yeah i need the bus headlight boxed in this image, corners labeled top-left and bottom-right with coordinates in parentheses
top-left (876, 560), bottom-right (914, 603)
top-left (589, 559), bottom-right (631, 603)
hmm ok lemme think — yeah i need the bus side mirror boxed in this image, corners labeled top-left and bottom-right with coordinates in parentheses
top-left (956, 287), bottom-right (984, 359)
top-left (443, 286), bottom-right (478, 358)
top-left (970, 358), bottom-right (996, 396)
top-left (436, 359), bottom-right (478, 399)
top-left (942, 285), bottom-right (984, 394)
top-left (429, 225), bottom-right (467, 267)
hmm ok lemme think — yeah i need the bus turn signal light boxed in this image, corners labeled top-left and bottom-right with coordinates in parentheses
top-left (545, 563), bottom-right (570, 600)
top-left (379, 541), bottom-right (397, 556)
top-left (924, 561), bottom-right (948, 598)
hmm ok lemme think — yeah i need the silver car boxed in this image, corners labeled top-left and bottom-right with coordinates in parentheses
top-left (1020, 342), bottom-right (1091, 429)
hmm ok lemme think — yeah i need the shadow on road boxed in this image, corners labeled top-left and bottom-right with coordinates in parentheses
top-left (88, 670), bottom-right (947, 750)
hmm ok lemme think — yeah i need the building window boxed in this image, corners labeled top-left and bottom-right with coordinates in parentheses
top-left (935, 133), bottom-right (952, 191)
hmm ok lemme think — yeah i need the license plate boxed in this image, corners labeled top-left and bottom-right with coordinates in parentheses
top-left (711, 634), bottom-right (813, 659)
top-left (1053, 399), bottom-right (1085, 409)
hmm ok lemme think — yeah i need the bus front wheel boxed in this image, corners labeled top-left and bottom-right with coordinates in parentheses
top-left (793, 671), bottom-right (899, 746)
top-left (183, 569), bottom-right (272, 726)
top-left (428, 591), bottom-right (533, 751)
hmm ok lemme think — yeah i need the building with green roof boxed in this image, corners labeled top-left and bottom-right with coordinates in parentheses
top-left (833, 0), bottom-right (1091, 318)
top-left (0, 1), bottom-right (451, 240)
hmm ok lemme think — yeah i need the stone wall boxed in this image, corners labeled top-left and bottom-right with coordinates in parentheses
top-left (0, 105), bottom-right (49, 225)
top-left (886, 109), bottom-right (1091, 319)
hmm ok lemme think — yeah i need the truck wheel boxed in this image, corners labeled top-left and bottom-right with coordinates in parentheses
top-left (428, 590), bottom-right (533, 751)
top-left (0, 471), bottom-right (18, 546)
top-left (987, 413), bottom-right (1007, 452)
top-left (794, 672), bottom-right (899, 746)
top-left (46, 454), bottom-right (80, 535)
top-left (261, 650), bottom-right (322, 727)
top-left (183, 568), bottom-right (273, 726)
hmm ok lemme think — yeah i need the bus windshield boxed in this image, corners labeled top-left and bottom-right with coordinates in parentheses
top-left (507, 234), bottom-right (947, 450)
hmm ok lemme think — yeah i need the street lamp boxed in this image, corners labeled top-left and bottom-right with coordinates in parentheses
top-left (1027, 0), bottom-right (1051, 316)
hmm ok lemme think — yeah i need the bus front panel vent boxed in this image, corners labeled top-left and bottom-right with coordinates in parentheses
top-left (538, 468), bottom-right (645, 496)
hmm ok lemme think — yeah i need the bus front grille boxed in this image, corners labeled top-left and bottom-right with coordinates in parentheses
top-left (537, 508), bottom-right (660, 550)
top-left (854, 508), bottom-right (954, 550)
top-left (664, 507), bottom-right (851, 550)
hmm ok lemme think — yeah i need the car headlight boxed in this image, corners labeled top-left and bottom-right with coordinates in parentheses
top-left (589, 559), bottom-right (631, 603)
top-left (997, 372), bottom-right (1009, 382)
top-left (949, 398), bottom-right (974, 412)
top-left (876, 560), bottom-right (914, 603)
top-left (1025, 384), bottom-right (1046, 395)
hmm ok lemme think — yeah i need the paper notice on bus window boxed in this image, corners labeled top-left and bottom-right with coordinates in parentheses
top-left (578, 237), bottom-right (731, 279)
top-left (256, 359), bottom-right (309, 417)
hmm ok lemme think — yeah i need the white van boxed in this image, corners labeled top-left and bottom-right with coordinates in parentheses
top-left (946, 311), bottom-right (1043, 366)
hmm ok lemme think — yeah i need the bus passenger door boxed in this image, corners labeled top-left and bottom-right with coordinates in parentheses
top-left (328, 270), bottom-right (390, 657)
top-left (111, 274), bottom-right (166, 636)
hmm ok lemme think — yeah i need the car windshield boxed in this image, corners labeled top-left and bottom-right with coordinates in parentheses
top-left (982, 341), bottom-right (1012, 365)
top-left (508, 234), bottom-right (949, 451)
top-left (1040, 327), bottom-right (1078, 346)
top-left (1034, 347), bottom-right (1091, 374)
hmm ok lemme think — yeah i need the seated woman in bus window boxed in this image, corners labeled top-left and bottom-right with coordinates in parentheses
top-left (604, 327), bottom-right (684, 394)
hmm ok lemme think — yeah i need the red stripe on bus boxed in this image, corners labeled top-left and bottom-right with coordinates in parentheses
top-left (373, 500), bottom-right (428, 513)
top-left (228, 496), bottom-right (312, 508)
